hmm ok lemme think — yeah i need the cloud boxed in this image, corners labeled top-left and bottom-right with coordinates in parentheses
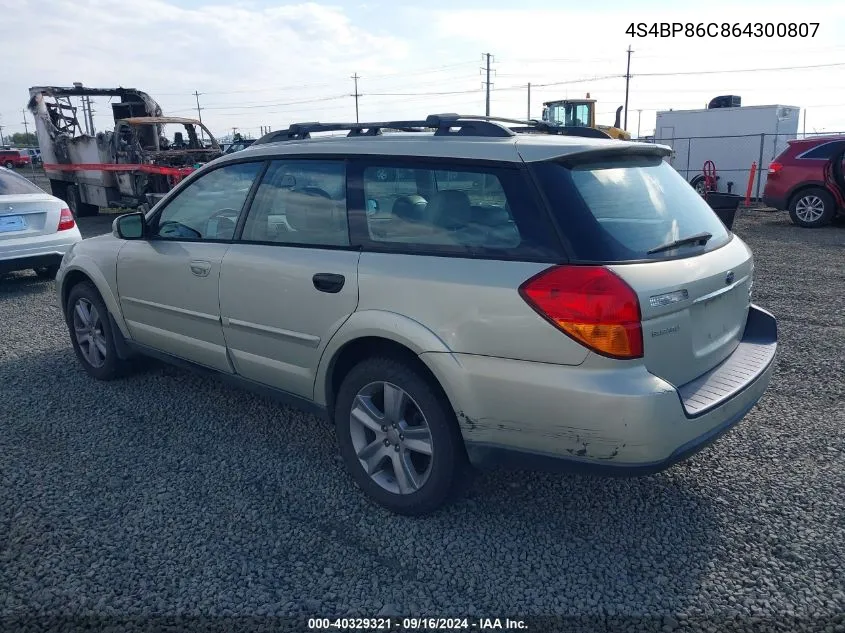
top-left (0, 0), bottom-right (408, 136)
top-left (3, 0), bottom-right (845, 139)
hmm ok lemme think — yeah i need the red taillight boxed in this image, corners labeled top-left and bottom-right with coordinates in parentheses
top-left (768, 162), bottom-right (783, 175)
top-left (519, 265), bottom-right (643, 359)
top-left (58, 208), bottom-right (75, 231)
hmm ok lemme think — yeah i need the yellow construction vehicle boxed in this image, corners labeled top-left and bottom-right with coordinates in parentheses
top-left (541, 94), bottom-right (631, 140)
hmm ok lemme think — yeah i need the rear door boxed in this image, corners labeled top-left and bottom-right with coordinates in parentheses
top-left (219, 159), bottom-right (359, 399)
top-left (116, 160), bottom-right (264, 372)
top-left (531, 153), bottom-right (752, 387)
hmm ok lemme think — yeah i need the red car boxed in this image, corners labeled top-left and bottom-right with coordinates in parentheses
top-left (763, 135), bottom-right (845, 228)
top-left (0, 149), bottom-right (32, 169)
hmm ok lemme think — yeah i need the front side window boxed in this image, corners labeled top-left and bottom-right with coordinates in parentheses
top-left (362, 165), bottom-right (531, 252)
top-left (533, 156), bottom-right (732, 262)
top-left (153, 161), bottom-right (263, 240)
top-left (241, 160), bottom-right (348, 246)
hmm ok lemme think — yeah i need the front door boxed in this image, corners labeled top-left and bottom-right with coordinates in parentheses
top-left (219, 159), bottom-right (359, 398)
top-left (116, 160), bottom-right (265, 372)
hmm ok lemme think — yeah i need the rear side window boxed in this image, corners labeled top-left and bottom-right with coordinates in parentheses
top-left (798, 140), bottom-right (845, 160)
top-left (0, 169), bottom-right (43, 195)
top-left (532, 156), bottom-right (731, 262)
top-left (357, 162), bottom-right (559, 259)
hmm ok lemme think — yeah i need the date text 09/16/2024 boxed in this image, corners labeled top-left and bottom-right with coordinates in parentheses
top-left (308, 617), bottom-right (528, 630)
top-left (626, 22), bottom-right (819, 38)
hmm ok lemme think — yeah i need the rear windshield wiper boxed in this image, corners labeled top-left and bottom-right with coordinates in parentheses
top-left (647, 232), bottom-right (713, 255)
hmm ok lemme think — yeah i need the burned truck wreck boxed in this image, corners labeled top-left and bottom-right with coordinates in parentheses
top-left (28, 84), bottom-right (221, 216)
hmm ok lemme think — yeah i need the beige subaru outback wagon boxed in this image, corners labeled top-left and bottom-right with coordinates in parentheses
top-left (57, 115), bottom-right (777, 515)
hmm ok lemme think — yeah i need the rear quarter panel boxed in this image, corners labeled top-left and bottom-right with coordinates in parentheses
top-left (355, 252), bottom-right (591, 364)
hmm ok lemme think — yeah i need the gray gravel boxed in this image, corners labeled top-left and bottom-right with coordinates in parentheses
top-left (1, 210), bottom-right (844, 632)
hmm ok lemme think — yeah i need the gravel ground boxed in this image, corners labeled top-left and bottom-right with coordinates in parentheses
top-left (1, 210), bottom-right (844, 633)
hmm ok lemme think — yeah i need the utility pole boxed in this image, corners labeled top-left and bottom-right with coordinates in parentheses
top-left (80, 95), bottom-right (90, 135)
top-left (623, 45), bottom-right (633, 131)
top-left (351, 73), bottom-right (361, 123)
top-left (0, 124), bottom-right (5, 146)
top-left (232, 127), bottom-right (238, 141)
top-left (194, 91), bottom-right (205, 142)
top-left (527, 83), bottom-right (531, 120)
top-left (86, 96), bottom-right (95, 135)
top-left (482, 53), bottom-right (493, 116)
top-left (21, 109), bottom-right (30, 139)
top-left (637, 109), bottom-right (642, 139)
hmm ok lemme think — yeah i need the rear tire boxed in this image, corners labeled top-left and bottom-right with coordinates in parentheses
top-left (65, 281), bottom-right (130, 381)
top-left (34, 265), bottom-right (59, 280)
top-left (789, 187), bottom-right (836, 228)
top-left (4, 161), bottom-right (14, 169)
top-left (64, 184), bottom-right (99, 218)
top-left (334, 356), bottom-right (467, 515)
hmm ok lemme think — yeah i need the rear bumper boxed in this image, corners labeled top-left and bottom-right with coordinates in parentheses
top-left (762, 193), bottom-right (787, 210)
top-left (0, 253), bottom-right (63, 274)
top-left (0, 231), bottom-right (82, 274)
top-left (423, 305), bottom-right (777, 475)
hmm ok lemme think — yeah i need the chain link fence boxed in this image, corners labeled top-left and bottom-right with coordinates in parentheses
top-left (635, 131), bottom-right (845, 205)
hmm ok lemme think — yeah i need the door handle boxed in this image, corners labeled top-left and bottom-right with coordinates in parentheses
top-left (190, 260), bottom-right (212, 277)
top-left (312, 273), bottom-right (345, 294)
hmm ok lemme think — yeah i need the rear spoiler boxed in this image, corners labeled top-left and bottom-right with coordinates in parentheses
top-left (549, 143), bottom-right (672, 168)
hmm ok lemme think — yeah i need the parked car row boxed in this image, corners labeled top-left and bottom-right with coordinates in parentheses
top-left (0, 148), bottom-right (38, 169)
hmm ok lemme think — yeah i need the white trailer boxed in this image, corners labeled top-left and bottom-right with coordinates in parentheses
top-left (654, 104), bottom-right (800, 198)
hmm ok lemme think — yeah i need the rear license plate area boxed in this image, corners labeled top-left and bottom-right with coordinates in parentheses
top-left (0, 215), bottom-right (27, 233)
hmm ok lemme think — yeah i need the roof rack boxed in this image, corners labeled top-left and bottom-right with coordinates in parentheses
top-left (253, 114), bottom-right (613, 145)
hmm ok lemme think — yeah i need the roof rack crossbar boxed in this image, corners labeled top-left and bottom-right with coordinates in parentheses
top-left (253, 114), bottom-right (616, 145)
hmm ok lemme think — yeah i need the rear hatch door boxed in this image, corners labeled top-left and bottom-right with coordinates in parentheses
top-left (529, 146), bottom-right (752, 385)
top-left (610, 239), bottom-right (752, 386)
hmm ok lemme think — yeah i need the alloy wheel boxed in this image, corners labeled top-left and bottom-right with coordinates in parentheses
top-left (349, 381), bottom-right (434, 495)
top-left (795, 195), bottom-right (825, 223)
top-left (72, 298), bottom-right (107, 368)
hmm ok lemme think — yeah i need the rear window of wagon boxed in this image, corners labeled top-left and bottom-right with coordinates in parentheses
top-left (532, 155), bottom-right (732, 262)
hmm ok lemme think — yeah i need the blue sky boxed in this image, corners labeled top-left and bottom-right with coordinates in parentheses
top-left (2, 0), bottom-right (845, 142)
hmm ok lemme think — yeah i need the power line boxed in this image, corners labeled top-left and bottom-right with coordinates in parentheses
top-left (151, 61), bottom-right (478, 96)
top-left (635, 61), bottom-right (845, 77)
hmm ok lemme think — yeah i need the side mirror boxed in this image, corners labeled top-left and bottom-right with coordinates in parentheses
top-left (113, 212), bottom-right (145, 240)
top-left (366, 199), bottom-right (379, 216)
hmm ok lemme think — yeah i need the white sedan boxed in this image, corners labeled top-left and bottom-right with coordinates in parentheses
top-left (0, 167), bottom-right (82, 279)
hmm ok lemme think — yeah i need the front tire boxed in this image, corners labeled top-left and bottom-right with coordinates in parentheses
top-left (334, 356), bottom-right (466, 515)
top-left (65, 281), bottom-right (129, 381)
top-left (789, 187), bottom-right (836, 228)
top-left (4, 161), bottom-right (13, 169)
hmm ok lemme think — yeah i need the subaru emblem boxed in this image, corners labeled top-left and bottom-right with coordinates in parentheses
top-left (725, 271), bottom-right (735, 285)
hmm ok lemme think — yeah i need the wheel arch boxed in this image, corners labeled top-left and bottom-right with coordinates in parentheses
top-left (786, 181), bottom-right (832, 208)
top-left (315, 310), bottom-right (459, 418)
top-left (60, 263), bottom-right (129, 338)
